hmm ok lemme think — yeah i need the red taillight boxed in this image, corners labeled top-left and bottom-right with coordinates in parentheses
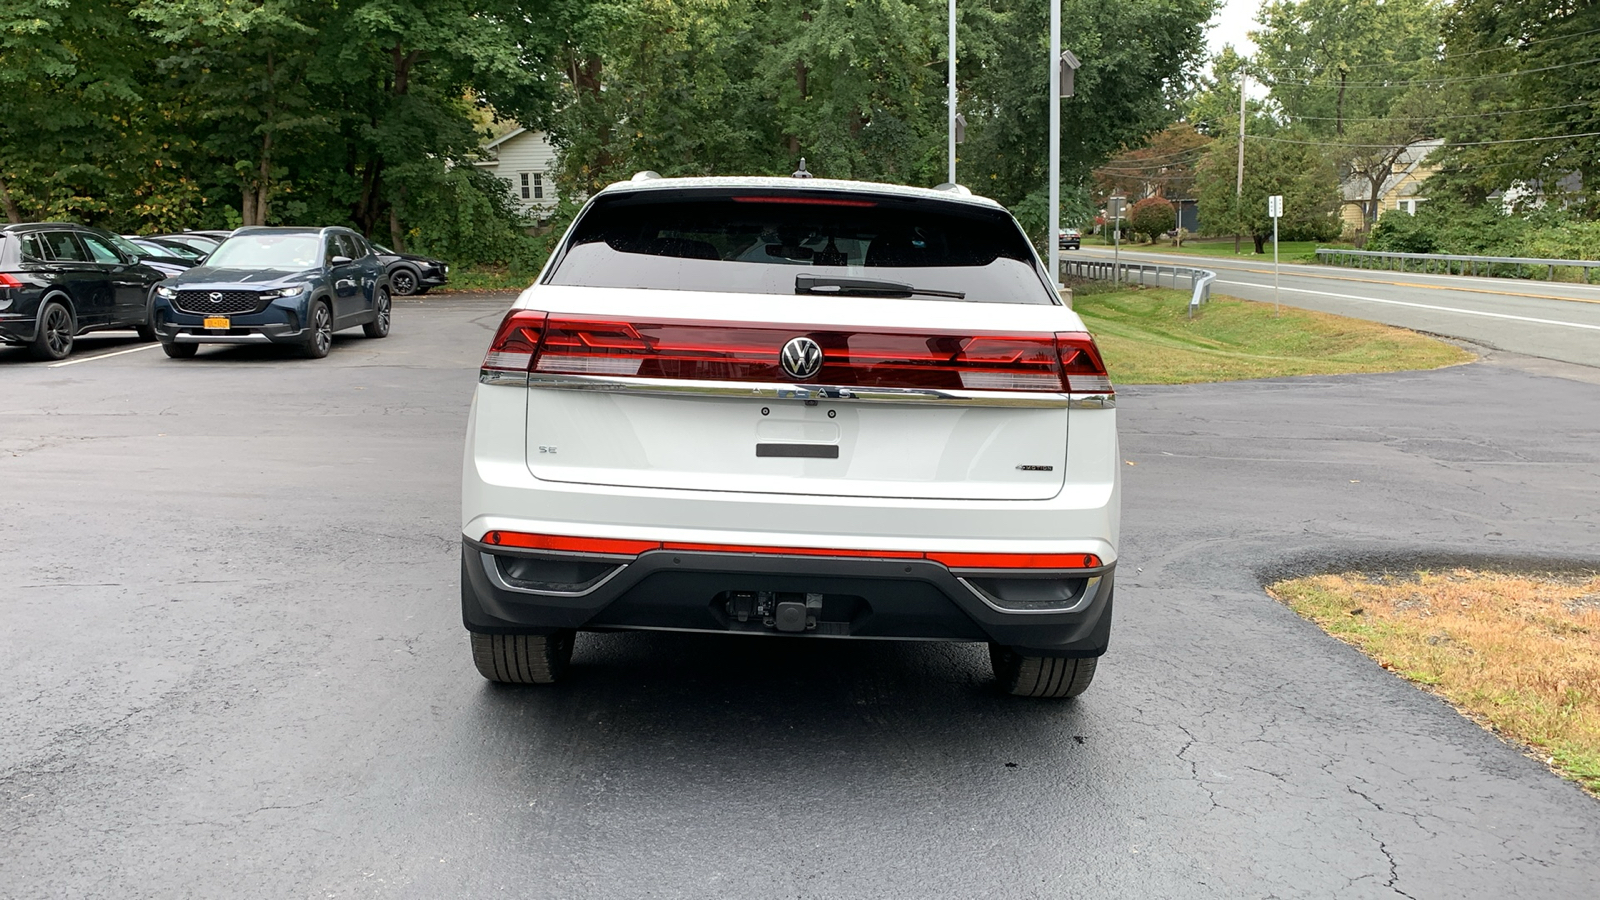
top-left (1054, 332), bottom-right (1114, 394)
top-left (480, 530), bottom-right (1103, 570)
top-left (0, 273), bottom-right (23, 288)
top-left (482, 309), bottom-right (548, 373)
top-left (490, 315), bottom-right (1112, 395)
top-left (527, 318), bottom-right (1077, 392)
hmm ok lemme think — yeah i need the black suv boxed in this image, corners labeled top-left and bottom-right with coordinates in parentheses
top-left (0, 223), bottom-right (165, 361)
top-left (151, 226), bottom-right (391, 359)
top-left (372, 244), bottom-right (449, 295)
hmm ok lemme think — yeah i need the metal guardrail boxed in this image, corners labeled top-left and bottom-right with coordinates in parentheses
top-left (1061, 259), bottom-right (1218, 317)
top-left (1316, 248), bottom-right (1600, 284)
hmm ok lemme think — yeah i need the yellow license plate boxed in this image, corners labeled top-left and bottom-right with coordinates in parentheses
top-left (203, 317), bottom-right (230, 330)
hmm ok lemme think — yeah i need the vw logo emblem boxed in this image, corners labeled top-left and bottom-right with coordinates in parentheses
top-left (780, 336), bottom-right (823, 380)
top-left (209, 292), bottom-right (223, 303)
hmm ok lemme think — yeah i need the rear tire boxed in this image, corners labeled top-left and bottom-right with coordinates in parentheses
top-left (136, 323), bottom-right (158, 342)
top-left (471, 631), bottom-right (575, 684)
top-left (28, 300), bottom-right (74, 361)
top-left (362, 288), bottom-right (391, 338)
top-left (301, 301), bottom-right (332, 359)
top-left (161, 341), bottom-right (197, 359)
top-left (990, 645), bottom-right (1098, 698)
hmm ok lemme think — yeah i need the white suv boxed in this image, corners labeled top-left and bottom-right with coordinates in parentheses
top-left (461, 176), bottom-right (1119, 698)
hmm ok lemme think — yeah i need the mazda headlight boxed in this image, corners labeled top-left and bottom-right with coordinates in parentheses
top-left (265, 285), bottom-right (306, 299)
top-left (155, 285), bottom-right (177, 299)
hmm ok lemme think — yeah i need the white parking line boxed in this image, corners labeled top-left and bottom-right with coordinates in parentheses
top-left (1215, 281), bottom-right (1600, 332)
top-left (46, 343), bottom-right (162, 368)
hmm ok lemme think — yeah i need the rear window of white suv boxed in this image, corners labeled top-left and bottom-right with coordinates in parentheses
top-left (547, 190), bottom-right (1058, 305)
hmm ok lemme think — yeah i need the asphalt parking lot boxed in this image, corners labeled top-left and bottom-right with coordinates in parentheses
top-left (3, 294), bottom-right (1599, 898)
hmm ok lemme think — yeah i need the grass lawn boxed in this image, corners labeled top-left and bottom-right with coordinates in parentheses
top-left (1078, 236), bottom-right (1352, 263)
top-left (1269, 570), bottom-right (1600, 796)
top-left (1073, 285), bottom-right (1471, 384)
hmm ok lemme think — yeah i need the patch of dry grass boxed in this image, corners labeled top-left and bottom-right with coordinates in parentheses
top-left (1268, 570), bottom-right (1600, 795)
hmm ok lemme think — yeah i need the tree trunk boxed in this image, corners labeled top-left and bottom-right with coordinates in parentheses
top-left (0, 175), bottom-right (22, 223)
top-left (389, 201), bottom-right (405, 252)
top-left (255, 131), bottom-right (273, 225)
top-left (1253, 233), bottom-right (1266, 254)
top-left (242, 187), bottom-right (258, 227)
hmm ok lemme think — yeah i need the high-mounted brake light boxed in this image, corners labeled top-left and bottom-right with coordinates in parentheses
top-left (731, 196), bottom-right (877, 207)
top-left (481, 309), bottom-right (548, 373)
top-left (480, 530), bottom-right (1103, 570)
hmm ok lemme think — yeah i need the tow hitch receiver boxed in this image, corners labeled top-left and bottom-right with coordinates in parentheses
top-left (725, 591), bottom-right (824, 632)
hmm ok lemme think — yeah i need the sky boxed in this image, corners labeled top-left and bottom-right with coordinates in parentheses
top-left (1208, 0), bottom-right (1261, 56)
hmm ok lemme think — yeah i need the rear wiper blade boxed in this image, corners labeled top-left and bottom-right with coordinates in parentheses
top-left (795, 274), bottom-right (965, 300)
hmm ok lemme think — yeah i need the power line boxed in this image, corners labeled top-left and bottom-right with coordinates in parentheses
top-left (1250, 25), bottom-right (1600, 75)
top-left (1270, 56), bottom-right (1600, 89)
top-left (1248, 131), bottom-right (1600, 149)
top-left (1098, 146), bottom-right (1209, 164)
top-left (1285, 102), bottom-right (1595, 124)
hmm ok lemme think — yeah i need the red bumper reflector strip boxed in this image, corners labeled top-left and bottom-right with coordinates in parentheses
top-left (480, 531), bottom-right (1101, 569)
top-left (481, 531), bottom-right (661, 555)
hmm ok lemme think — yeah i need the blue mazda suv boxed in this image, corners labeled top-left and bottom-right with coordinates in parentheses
top-left (151, 226), bottom-right (391, 359)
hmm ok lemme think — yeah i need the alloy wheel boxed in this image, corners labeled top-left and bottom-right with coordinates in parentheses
top-left (314, 305), bottom-right (332, 353)
top-left (44, 305), bottom-right (72, 356)
top-left (392, 270), bottom-right (416, 295)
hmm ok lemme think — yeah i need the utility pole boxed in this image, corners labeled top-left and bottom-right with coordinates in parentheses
top-left (947, 0), bottom-right (956, 183)
top-left (1048, 0), bottom-right (1061, 288)
top-left (1235, 68), bottom-right (1247, 256)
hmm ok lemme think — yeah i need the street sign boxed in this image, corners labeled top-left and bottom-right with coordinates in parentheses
top-left (1107, 196), bottom-right (1126, 218)
top-left (1268, 196), bottom-right (1283, 315)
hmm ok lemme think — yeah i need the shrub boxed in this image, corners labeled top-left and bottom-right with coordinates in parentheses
top-left (1130, 196), bottom-right (1176, 243)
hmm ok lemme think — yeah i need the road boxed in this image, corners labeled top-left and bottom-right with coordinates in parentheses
top-left (1077, 246), bottom-right (1600, 366)
top-left (3, 296), bottom-right (1599, 898)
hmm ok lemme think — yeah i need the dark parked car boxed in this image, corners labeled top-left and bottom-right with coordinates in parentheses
top-left (129, 237), bottom-right (209, 264)
top-left (113, 236), bottom-right (201, 278)
top-left (0, 223), bottom-right (165, 360)
top-left (372, 244), bottom-right (448, 295)
top-left (1058, 228), bottom-right (1081, 250)
top-left (151, 233), bottom-right (223, 255)
top-left (150, 226), bottom-right (391, 359)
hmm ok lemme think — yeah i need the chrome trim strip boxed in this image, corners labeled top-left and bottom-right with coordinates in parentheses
top-left (502, 372), bottom-right (1095, 408)
top-left (1067, 393), bottom-right (1115, 409)
top-left (479, 369), bottom-right (530, 387)
top-left (956, 574), bottom-right (1102, 615)
top-left (479, 550), bottom-right (629, 598)
top-left (175, 333), bottom-right (273, 344)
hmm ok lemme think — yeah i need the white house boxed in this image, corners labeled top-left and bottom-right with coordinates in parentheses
top-left (476, 127), bottom-right (559, 219)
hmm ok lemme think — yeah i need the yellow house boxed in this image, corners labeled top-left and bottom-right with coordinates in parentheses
top-left (1340, 138), bottom-right (1443, 232)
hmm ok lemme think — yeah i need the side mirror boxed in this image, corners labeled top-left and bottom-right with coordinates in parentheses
top-left (330, 255), bottom-right (353, 265)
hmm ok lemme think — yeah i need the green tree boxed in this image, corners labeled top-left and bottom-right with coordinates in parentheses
top-left (1431, 0), bottom-right (1600, 214)
top-left (1196, 130), bottom-right (1340, 251)
top-left (1253, 0), bottom-right (1443, 136)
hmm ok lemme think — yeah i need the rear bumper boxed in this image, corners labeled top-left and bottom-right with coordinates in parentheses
top-left (461, 538), bottom-right (1115, 657)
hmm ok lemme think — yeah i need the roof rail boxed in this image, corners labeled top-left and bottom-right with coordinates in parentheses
top-left (631, 170), bottom-right (663, 182)
top-left (931, 183), bottom-right (971, 196)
